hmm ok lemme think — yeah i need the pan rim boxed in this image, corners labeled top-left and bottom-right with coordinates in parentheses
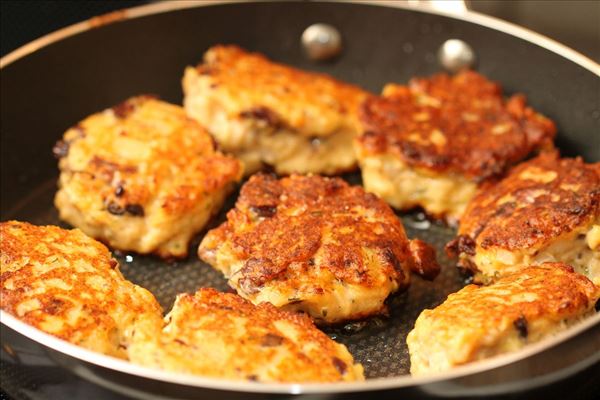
top-left (1, 0), bottom-right (599, 395)
top-left (2, 309), bottom-right (599, 393)
top-left (1, 0), bottom-right (599, 76)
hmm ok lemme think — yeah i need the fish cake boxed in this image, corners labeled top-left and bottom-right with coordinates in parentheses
top-left (0, 221), bottom-right (162, 358)
top-left (199, 174), bottom-right (439, 324)
top-left (407, 263), bottom-right (599, 375)
top-left (355, 70), bottom-right (556, 224)
top-left (183, 45), bottom-right (369, 175)
top-left (128, 288), bottom-right (364, 382)
top-left (447, 152), bottom-right (600, 284)
top-left (54, 95), bottom-right (243, 258)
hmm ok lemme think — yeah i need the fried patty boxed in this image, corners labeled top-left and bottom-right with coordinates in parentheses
top-left (128, 288), bottom-right (364, 382)
top-left (407, 263), bottom-right (598, 375)
top-left (199, 174), bottom-right (439, 324)
top-left (183, 45), bottom-right (369, 175)
top-left (54, 95), bottom-right (243, 258)
top-left (355, 70), bottom-right (556, 223)
top-left (0, 221), bottom-right (162, 358)
top-left (447, 152), bottom-right (600, 284)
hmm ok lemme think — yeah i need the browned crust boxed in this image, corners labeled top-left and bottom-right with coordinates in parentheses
top-left (151, 288), bottom-right (360, 382)
top-left (200, 174), bottom-right (438, 293)
top-left (357, 70), bottom-right (556, 181)
top-left (407, 263), bottom-right (599, 374)
top-left (421, 263), bottom-right (598, 329)
top-left (54, 95), bottom-right (243, 257)
top-left (57, 95), bottom-right (242, 219)
top-left (408, 239), bottom-right (440, 280)
top-left (448, 152), bottom-right (600, 254)
top-left (196, 45), bottom-right (369, 136)
top-left (0, 221), bottom-right (161, 355)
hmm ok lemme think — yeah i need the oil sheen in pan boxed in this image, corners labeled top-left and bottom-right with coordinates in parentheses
top-left (5, 172), bottom-right (464, 379)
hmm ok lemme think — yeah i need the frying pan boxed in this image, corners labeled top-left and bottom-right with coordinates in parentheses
top-left (1, 1), bottom-right (599, 399)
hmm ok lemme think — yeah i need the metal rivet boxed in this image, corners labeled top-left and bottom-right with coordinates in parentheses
top-left (301, 23), bottom-right (342, 61)
top-left (438, 39), bottom-right (476, 73)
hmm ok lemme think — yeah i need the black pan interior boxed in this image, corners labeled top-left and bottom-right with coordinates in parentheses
top-left (1, 1), bottom-right (599, 381)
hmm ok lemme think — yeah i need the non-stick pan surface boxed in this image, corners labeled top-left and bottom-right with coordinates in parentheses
top-left (1, 1), bottom-right (599, 399)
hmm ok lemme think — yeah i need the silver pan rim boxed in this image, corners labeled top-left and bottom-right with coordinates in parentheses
top-left (1, 0), bottom-right (599, 75)
top-left (2, 309), bottom-right (599, 393)
top-left (1, 0), bottom-right (599, 394)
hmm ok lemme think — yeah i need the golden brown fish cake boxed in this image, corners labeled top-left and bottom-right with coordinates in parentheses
top-left (407, 263), bottom-right (599, 375)
top-left (54, 95), bottom-right (243, 258)
top-left (355, 70), bottom-right (556, 223)
top-left (447, 152), bottom-right (600, 284)
top-left (199, 174), bottom-right (439, 324)
top-left (0, 221), bottom-right (162, 358)
top-left (128, 288), bottom-right (364, 382)
top-left (183, 45), bottom-right (370, 175)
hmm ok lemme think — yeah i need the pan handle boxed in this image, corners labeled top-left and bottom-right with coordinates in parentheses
top-left (362, 0), bottom-right (468, 14)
